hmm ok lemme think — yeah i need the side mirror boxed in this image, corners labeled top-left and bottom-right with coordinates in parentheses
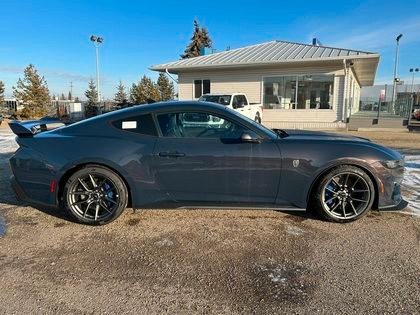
top-left (241, 133), bottom-right (260, 143)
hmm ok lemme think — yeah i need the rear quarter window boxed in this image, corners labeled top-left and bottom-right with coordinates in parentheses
top-left (112, 114), bottom-right (158, 136)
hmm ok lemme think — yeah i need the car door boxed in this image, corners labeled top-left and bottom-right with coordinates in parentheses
top-left (233, 95), bottom-right (252, 119)
top-left (150, 110), bottom-right (281, 204)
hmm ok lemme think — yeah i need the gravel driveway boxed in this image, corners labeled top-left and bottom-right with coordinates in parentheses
top-left (0, 126), bottom-right (419, 314)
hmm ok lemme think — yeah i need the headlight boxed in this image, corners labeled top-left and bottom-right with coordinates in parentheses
top-left (381, 159), bottom-right (404, 169)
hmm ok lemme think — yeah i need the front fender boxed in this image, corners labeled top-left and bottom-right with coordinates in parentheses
top-left (304, 157), bottom-right (381, 206)
top-left (277, 140), bottom-right (399, 209)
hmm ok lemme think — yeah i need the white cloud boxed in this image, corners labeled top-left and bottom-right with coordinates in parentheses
top-left (327, 17), bottom-right (420, 51)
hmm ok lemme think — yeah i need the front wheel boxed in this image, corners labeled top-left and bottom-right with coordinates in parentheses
top-left (311, 165), bottom-right (375, 223)
top-left (254, 113), bottom-right (261, 124)
top-left (63, 165), bottom-right (128, 225)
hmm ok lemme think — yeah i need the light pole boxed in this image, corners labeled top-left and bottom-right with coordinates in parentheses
top-left (391, 34), bottom-right (403, 113)
top-left (409, 68), bottom-right (419, 120)
top-left (90, 35), bottom-right (104, 103)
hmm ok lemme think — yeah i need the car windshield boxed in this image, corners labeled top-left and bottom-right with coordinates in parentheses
top-left (224, 107), bottom-right (279, 139)
top-left (199, 95), bottom-right (232, 106)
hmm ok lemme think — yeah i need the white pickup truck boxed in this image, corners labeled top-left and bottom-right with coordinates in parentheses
top-left (198, 93), bottom-right (263, 123)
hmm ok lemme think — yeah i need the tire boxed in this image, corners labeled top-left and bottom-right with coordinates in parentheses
top-left (254, 113), bottom-right (261, 124)
top-left (311, 165), bottom-right (375, 223)
top-left (63, 165), bottom-right (128, 225)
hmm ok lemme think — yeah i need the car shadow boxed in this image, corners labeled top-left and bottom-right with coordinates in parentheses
top-left (275, 209), bottom-right (320, 222)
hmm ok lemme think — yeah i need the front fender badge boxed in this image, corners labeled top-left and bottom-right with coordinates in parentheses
top-left (293, 160), bottom-right (300, 168)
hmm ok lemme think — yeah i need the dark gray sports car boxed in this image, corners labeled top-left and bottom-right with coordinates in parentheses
top-left (9, 101), bottom-right (405, 225)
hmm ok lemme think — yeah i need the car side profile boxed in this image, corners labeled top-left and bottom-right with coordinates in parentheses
top-left (9, 101), bottom-right (405, 225)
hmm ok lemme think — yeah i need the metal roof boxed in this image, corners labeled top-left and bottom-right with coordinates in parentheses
top-left (150, 40), bottom-right (380, 86)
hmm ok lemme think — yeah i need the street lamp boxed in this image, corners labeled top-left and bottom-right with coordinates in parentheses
top-left (90, 35), bottom-right (104, 103)
top-left (409, 67), bottom-right (419, 120)
top-left (390, 34), bottom-right (403, 113)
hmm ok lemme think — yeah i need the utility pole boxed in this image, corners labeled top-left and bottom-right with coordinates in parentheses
top-left (391, 34), bottom-right (403, 113)
top-left (90, 35), bottom-right (104, 103)
top-left (409, 68), bottom-right (419, 120)
top-left (69, 81), bottom-right (73, 100)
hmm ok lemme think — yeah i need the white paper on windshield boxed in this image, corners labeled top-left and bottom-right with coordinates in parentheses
top-left (122, 121), bottom-right (137, 129)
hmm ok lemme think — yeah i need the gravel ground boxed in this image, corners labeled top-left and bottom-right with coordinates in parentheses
top-left (0, 124), bottom-right (419, 314)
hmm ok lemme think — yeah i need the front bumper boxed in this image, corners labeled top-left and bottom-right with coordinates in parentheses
top-left (374, 163), bottom-right (406, 210)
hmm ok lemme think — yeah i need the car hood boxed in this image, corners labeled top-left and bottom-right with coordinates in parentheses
top-left (276, 129), bottom-right (370, 142)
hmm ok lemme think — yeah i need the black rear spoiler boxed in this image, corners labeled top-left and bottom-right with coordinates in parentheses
top-left (8, 118), bottom-right (72, 137)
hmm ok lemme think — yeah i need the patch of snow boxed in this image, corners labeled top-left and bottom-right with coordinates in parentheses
top-left (0, 215), bottom-right (6, 237)
top-left (401, 155), bottom-right (420, 217)
top-left (286, 224), bottom-right (305, 236)
top-left (154, 238), bottom-right (174, 247)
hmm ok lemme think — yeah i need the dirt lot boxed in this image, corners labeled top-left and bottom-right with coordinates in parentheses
top-left (0, 124), bottom-right (419, 314)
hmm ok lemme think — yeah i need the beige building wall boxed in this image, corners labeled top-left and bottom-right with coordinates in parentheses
top-left (177, 63), bottom-right (360, 129)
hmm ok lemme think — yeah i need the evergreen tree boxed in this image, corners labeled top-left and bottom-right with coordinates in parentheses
top-left (157, 73), bottom-right (175, 101)
top-left (84, 79), bottom-right (98, 116)
top-left (12, 64), bottom-right (50, 118)
top-left (60, 93), bottom-right (66, 100)
top-left (130, 76), bottom-right (160, 104)
top-left (114, 80), bottom-right (128, 106)
top-left (68, 91), bottom-right (72, 101)
top-left (74, 96), bottom-right (80, 103)
top-left (201, 26), bottom-right (212, 48)
top-left (181, 18), bottom-right (212, 59)
top-left (0, 81), bottom-right (4, 105)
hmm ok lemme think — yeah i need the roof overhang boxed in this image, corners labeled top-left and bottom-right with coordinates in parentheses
top-left (150, 54), bottom-right (380, 86)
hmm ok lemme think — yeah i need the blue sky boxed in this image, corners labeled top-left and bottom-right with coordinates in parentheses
top-left (1, 0), bottom-right (419, 100)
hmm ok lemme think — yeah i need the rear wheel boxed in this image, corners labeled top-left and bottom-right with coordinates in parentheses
top-left (312, 165), bottom-right (375, 223)
top-left (63, 165), bottom-right (128, 225)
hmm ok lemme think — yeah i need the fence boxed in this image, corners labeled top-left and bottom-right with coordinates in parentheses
top-left (358, 94), bottom-right (413, 119)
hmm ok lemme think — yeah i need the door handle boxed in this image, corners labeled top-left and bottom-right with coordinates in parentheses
top-left (158, 151), bottom-right (185, 157)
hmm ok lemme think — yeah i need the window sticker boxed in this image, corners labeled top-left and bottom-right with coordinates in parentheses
top-left (122, 121), bottom-right (137, 129)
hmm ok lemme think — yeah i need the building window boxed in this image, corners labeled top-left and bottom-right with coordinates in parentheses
top-left (263, 74), bottom-right (334, 110)
top-left (194, 79), bottom-right (211, 98)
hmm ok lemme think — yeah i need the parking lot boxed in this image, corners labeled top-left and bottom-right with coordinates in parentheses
top-left (0, 124), bottom-right (419, 314)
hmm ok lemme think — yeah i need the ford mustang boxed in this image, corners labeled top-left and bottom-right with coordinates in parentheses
top-left (9, 101), bottom-right (405, 225)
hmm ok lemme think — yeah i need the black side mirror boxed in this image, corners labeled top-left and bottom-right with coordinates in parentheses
top-left (241, 133), bottom-right (260, 143)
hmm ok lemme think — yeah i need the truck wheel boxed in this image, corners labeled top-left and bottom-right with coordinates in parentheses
top-left (254, 113), bottom-right (261, 124)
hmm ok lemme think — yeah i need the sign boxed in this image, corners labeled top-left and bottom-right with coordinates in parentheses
top-left (379, 89), bottom-right (385, 102)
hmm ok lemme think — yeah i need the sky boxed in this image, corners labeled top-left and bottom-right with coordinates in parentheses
top-left (1, 0), bottom-right (420, 100)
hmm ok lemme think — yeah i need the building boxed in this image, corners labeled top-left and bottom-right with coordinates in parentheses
top-left (3, 98), bottom-right (23, 112)
top-left (51, 100), bottom-right (84, 120)
top-left (150, 40), bottom-right (380, 129)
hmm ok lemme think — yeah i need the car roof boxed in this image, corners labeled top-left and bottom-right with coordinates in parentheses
top-left (57, 101), bottom-right (232, 130)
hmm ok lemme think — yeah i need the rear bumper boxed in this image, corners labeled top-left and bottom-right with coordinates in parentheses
top-left (10, 175), bottom-right (58, 209)
top-left (10, 175), bottom-right (28, 202)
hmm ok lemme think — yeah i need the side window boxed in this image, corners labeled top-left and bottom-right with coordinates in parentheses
top-left (240, 95), bottom-right (248, 105)
top-left (203, 80), bottom-right (210, 94)
top-left (232, 96), bottom-right (239, 109)
top-left (194, 80), bottom-right (202, 99)
top-left (112, 114), bottom-right (158, 136)
top-left (157, 112), bottom-right (254, 139)
top-left (194, 80), bottom-right (211, 98)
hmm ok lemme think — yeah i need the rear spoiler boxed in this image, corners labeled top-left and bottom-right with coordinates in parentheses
top-left (8, 118), bottom-right (73, 137)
